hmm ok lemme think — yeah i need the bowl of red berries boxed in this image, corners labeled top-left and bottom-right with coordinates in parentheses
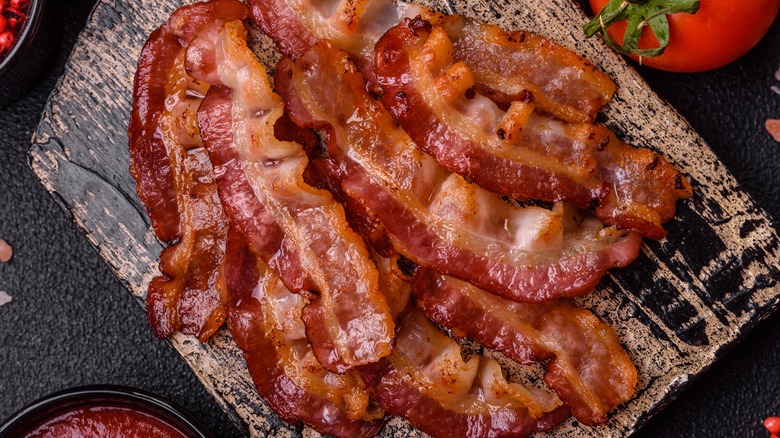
top-left (0, 0), bottom-right (59, 106)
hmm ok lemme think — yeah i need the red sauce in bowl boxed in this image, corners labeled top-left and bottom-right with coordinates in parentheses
top-left (0, 386), bottom-right (211, 438)
top-left (25, 406), bottom-right (186, 438)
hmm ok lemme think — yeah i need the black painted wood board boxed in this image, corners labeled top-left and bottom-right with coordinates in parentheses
top-left (27, 0), bottom-right (780, 436)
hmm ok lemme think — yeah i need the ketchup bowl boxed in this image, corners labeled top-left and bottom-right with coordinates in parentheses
top-left (0, 385), bottom-right (214, 437)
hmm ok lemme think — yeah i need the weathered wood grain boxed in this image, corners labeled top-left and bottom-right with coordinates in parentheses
top-left (29, 0), bottom-right (780, 437)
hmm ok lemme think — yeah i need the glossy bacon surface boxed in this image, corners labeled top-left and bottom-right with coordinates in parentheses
top-left (277, 42), bottom-right (642, 303)
top-left (129, 0), bottom-right (246, 243)
top-left (128, 0), bottom-right (247, 340)
top-left (304, 134), bottom-right (636, 428)
top-left (435, 13), bottom-right (615, 123)
top-left (414, 270), bottom-right (637, 425)
top-left (374, 19), bottom-right (691, 239)
top-left (359, 307), bottom-right (569, 438)
top-left (247, 0), bottom-right (614, 122)
top-left (190, 21), bottom-right (394, 371)
top-left (303, 132), bottom-right (637, 424)
top-left (223, 229), bottom-right (384, 438)
top-left (302, 154), bottom-right (413, 319)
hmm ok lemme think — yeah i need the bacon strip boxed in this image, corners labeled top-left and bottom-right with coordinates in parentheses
top-left (190, 21), bottom-right (394, 371)
top-left (413, 270), bottom-right (637, 426)
top-left (359, 306), bottom-right (569, 438)
top-left (374, 18), bottom-right (691, 239)
top-left (302, 128), bottom-right (636, 423)
top-left (129, 0), bottom-right (246, 243)
top-left (247, 0), bottom-right (614, 122)
top-left (304, 135), bottom-right (637, 424)
top-left (223, 228), bottom-right (384, 438)
top-left (277, 42), bottom-right (642, 303)
top-left (302, 153), bottom-right (414, 319)
top-left (304, 138), bottom-right (636, 428)
top-left (128, 0), bottom-right (247, 340)
top-left (437, 14), bottom-right (615, 123)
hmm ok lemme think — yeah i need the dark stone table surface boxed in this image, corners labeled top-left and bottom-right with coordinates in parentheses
top-left (0, 1), bottom-right (778, 437)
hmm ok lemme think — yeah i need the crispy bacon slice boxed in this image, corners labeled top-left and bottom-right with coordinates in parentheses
top-left (304, 142), bottom-right (635, 428)
top-left (434, 14), bottom-right (615, 123)
top-left (129, 0), bottom-right (246, 243)
top-left (413, 270), bottom-right (637, 425)
top-left (302, 153), bottom-right (413, 319)
top-left (247, 0), bottom-right (614, 122)
top-left (277, 42), bottom-right (642, 303)
top-left (223, 228), bottom-right (384, 438)
top-left (302, 131), bottom-right (636, 423)
top-left (359, 306), bottom-right (569, 438)
top-left (303, 155), bottom-right (397, 259)
top-left (190, 21), bottom-right (394, 371)
top-left (374, 18), bottom-right (691, 239)
top-left (128, 0), bottom-right (247, 340)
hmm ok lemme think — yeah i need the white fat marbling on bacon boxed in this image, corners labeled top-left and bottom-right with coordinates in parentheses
top-left (284, 0), bottom-right (422, 61)
top-left (222, 229), bottom-right (383, 437)
top-left (358, 307), bottom-right (569, 437)
top-left (277, 42), bottom-right (642, 303)
top-left (128, 1), bottom-right (248, 341)
top-left (190, 20), bottom-right (394, 372)
top-left (374, 19), bottom-right (691, 240)
top-left (413, 270), bottom-right (638, 425)
top-left (248, 0), bottom-right (614, 122)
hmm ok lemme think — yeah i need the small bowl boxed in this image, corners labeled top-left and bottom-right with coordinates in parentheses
top-left (0, 0), bottom-right (61, 107)
top-left (0, 385), bottom-right (214, 437)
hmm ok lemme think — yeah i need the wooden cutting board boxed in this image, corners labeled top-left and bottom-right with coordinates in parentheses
top-left (29, 0), bottom-right (780, 436)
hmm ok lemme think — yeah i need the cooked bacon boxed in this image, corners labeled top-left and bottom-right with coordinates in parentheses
top-left (195, 84), bottom-right (316, 294)
top-left (223, 228), bottom-right (384, 438)
top-left (413, 270), bottom-right (637, 426)
top-left (374, 18), bottom-right (691, 239)
top-left (304, 156), bottom-right (397, 258)
top-left (129, 0), bottom-right (246, 243)
top-left (247, 0), bottom-right (319, 60)
top-left (145, 148), bottom-right (227, 341)
top-left (359, 306), bottom-right (569, 438)
top-left (190, 21), bottom-right (394, 371)
top-left (277, 42), bottom-right (642, 303)
top-left (128, 0), bottom-right (247, 340)
top-left (301, 128), bottom-right (636, 424)
top-left (300, 156), bottom-right (588, 434)
top-left (302, 154), bottom-right (413, 319)
top-left (434, 14), bottom-right (615, 123)
top-left (192, 85), bottom-right (283, 259)
top-left (247, 0), bottom-right (614, 122)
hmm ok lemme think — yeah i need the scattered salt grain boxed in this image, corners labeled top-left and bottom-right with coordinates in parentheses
top-left (0, 239), bottom-right (11, 263)
top-left (0, 291), bottom-right (11, 307)
top-left (766, 119), bottom-right (780, 142)
top-left (772, 85), bottom-right (780, 96)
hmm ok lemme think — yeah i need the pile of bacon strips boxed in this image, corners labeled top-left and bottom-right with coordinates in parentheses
top-left (128, 0), bottom-right (691, 436)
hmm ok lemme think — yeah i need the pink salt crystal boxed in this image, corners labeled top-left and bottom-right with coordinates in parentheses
top-left (0, 239), bottom-right (12, 263)
top-left (775, 67), bottom-right (780, 82)
top-left (767, 120), bottom-right (780, 142)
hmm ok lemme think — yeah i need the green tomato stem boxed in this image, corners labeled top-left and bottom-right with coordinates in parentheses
top-left (584, 0), bottom-right (700, 58)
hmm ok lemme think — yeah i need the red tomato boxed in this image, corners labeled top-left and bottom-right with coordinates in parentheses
top-left (589, 0), bottom-right (780, 72)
